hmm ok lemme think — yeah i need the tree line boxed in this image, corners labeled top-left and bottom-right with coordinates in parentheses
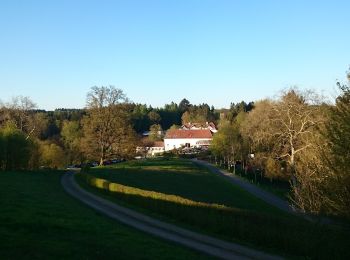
top-left (0, 86), bottom-right (226, 169)
top-left (210, 70), bottom-right (350, 219)
top-left (1, 71), bottom-right (349, 219)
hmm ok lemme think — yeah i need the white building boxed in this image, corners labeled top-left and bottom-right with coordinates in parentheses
top-left (136, 141), bottom-right (165, 157)
top-left (164, 129), bottom-right (213, 151)
top-left (147, 141), bottom-right (165, 156)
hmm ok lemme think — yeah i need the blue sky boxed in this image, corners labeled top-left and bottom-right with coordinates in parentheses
top-left (0, 0), bottom-right (349, 110)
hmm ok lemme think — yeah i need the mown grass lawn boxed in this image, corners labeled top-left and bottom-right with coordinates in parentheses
top-left (78, 158), bottom-right (350, 259)
top-left (89, 159), bottom-right (285, 215)
top-left (0, 170), bottom-right (210, 260)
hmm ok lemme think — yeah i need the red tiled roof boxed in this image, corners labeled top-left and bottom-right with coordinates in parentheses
top-left (153, 141), bottom-right (164, 147)
top-left (181, 122), bottom-right (217, 130)
top-left (165, 129), bottom-right (213, 139)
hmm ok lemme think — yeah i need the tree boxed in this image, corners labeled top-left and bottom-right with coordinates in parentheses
top-left (169, 124), bottom-right (180, 130)
top-left (179, 98), bottom-right (191, 112)
top-left (39, 141), bottom-right (67, 169)
top-left (181, 103), bottom-right (217, 125)
top-left (149, 124), bottom-right (163, 141)
top-left (317, 73), bottom-right (350, 217)
top-left (181, 111), bottom-right (191, 124)
top-left (148, 111), bottom-right (161, 124)
top-left (210, 119), bottom-right (247, 173)
top-left (61, 120), bottom-right (83, 164)
top-left (242, 89), bottom-right (324, 184)
top-left (82, 86), bottom-right (137, 165)
top-left (131, 104), bottom-right (151, 133)
top-left (0, 122), bottom-right (32, 170)
top-left (0, 96), bottom-right (37, 139)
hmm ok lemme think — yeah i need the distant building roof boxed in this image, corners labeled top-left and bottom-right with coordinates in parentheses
top-left (181, 122), bottom-right (217, 133)
top-left (165, 129), bottom-right (213, 139)
top-left (152, 141), bottom-right (164, 147)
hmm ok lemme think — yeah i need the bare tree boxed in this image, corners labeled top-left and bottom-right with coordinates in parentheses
top-left (268, 89), bottom-right (325, 185)
top-left (0, 96), bottom-right (37, 139)
top-left (86, 85), bottom-right (127, 109)
top-left (242, 89), bottom-right (326, 207)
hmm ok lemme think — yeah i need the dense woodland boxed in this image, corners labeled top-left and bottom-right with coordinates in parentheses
top-left (0, 70), bottom-right (349, 219)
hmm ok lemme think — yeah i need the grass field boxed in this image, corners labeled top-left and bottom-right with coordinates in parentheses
top-left (0, 170), bottom-right (210, 259)
top-left (78, 158), bottom-right (350, 259)
top-left (87, 159), bottom-right (285, 215)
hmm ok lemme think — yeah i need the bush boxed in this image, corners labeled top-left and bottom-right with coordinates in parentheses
top-left (0, 123), bottom-right (32, 170)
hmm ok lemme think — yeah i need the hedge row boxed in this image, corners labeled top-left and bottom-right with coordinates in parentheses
top-left (84, 174), bottom-right (233, 212)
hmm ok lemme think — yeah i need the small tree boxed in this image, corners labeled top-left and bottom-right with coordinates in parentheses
top-left (39, 142), bottom-right (67, 169)
top-left (148, 111), bottom-right (161, 124)
top-left (149, 124), bottom-right (163, 141)
top-left (61, 120), bottom-right (83, 164)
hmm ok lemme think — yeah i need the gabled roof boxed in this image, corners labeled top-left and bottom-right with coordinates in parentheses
top-left (181, 122), bottom-right (217, 131)
top-left (165, 129), bottom-right (213, 139)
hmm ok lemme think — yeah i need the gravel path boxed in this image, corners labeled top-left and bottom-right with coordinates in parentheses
top-left (61, 173), bottom-right (283, 260)
top-left (192, 159), bottom-right (296, 215)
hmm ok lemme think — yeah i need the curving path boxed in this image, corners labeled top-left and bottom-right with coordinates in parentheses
top-left (61, 173), bottom-right (283, 260)
top-left (192, 159), bottom-right (296, 215)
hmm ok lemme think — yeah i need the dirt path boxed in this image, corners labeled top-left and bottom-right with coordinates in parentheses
top-left (192, 159), bottom-right (296, 215)
top-left (61, 173), bottom-right (283, 260)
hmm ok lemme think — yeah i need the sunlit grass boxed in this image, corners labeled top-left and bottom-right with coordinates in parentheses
top-left (84, 174), bottom-right (240, 212)
top-left (79, 158), bottom-right (350, 259)
top-left (90, 158), bottom-right (284, 214)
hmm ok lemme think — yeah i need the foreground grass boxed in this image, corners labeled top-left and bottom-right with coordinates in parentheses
top-left (78, 158), bottom-right (350, 259)
top-left (0, 170), bottom-right (210, 259)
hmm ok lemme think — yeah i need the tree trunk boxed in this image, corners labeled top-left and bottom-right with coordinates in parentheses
top-left (99, 145), bottom-right (105, 166)
top-left (290, 146), bottom-right (297, 187)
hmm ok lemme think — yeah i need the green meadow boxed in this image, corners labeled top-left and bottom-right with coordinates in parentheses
top-left (78, 158), bottom-right (350, 259)
top-left (0, 170), bottom-right (209, 259)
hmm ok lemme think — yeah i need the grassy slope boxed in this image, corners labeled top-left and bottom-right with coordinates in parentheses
top-left (80, 158), bottom-right (350, 259)
top-left (90, 159), bottom-right (285, 216)
top-left (0, 170), bottom-right (210, 260)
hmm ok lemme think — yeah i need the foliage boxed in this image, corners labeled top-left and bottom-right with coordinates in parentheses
top-left (61, 120), bottom-right (83, 164)
top-left (148, 110), bottom-right (161, 124)
top-left (316, 74), bottom-right (350, 218)
top-left (181, 103), bottom-right (217, 124)
top-left (0, 122), bottom-right (32, 170)
top-left (82, 86), bottom-right (137, 164)
top-left (148, 124), bottom-right (163, 141)
top-left (39, 141), bottom-right (67, 169)
top-left (211, 113), bottom-right (249, 173)
top-left (242, 89), bottom-right (325, 180)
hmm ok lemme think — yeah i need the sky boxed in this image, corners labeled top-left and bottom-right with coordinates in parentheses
top-left (0, 0), bottom-right (349, 110)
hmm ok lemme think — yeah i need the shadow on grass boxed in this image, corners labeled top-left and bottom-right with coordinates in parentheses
top-left (76, 174), bottom-right (350, 259)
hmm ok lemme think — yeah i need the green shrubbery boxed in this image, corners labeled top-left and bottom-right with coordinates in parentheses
top-left (0, 123), bottom-right (34, 170)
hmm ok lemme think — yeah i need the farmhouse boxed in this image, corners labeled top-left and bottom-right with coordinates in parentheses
top-left (164, 129), bottom-right (213, 151)
top-left (136, 140), bottom-right (165, 157)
